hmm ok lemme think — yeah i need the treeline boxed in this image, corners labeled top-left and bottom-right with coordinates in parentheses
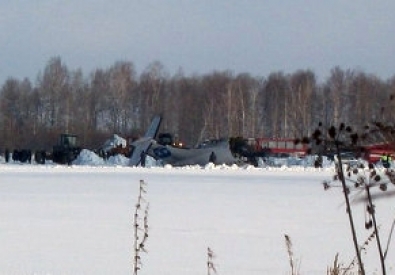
top-left (1, 56), bottom-right (394, 151)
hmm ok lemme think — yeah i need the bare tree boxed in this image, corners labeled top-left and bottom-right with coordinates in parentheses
top-left (288, 70), bottom-right (316, 138)
top-left (0, 78), bottom-right (24, 148)
top-left (325, 67), bottom-right (350, 126)
top-left (232, 73), bottom-right (261, 138)
top-left (90, 68), bottom-right (111, 132)
top-left (68, 69), bottom-right (95, 146)
top-left (139, 61), bottom-right (168, 131)
top-left (260, 72), bottom-right (288, 138)
top-left (106, 61), bottom-right (137, 135)
top-left (174, 75), bottom-right (204, 146)
top-left (199, 71), bottom-right (233, 141)
top-left (37, 57), bottom-right (70, 133)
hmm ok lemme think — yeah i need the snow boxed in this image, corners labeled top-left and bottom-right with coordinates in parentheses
top-left (73, 149), bottom-right (106, 166)
top-left (100, 134), bottom-right (127, 153)
top-left (0, 151), bottom-right (394, 274)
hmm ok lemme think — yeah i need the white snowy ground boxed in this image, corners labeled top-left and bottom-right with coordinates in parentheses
top-left (0, 152), bottom-right (394, 274)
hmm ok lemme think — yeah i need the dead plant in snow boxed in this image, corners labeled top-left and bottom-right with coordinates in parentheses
top-left (133, 179), bottom-right (149, 275)
top-left (284, 234), bottom-right (301, 275)
top-left (207, 247), bottom-right (217, 275)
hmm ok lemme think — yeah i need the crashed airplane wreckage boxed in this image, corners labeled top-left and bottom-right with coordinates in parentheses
top-left (112, 115), bottom-right (270, 167)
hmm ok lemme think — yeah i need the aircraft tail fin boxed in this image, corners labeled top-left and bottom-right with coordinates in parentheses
top-left (143, 115), bottom-right (162, 138)
top-left (129, 115), bottom-right (162, 166)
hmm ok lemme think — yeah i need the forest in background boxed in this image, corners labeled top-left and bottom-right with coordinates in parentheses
top-left (1, 56), bottom-right (394, 151)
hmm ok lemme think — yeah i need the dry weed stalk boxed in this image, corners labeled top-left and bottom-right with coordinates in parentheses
top-left (327, 253), bottom-right (343, 275)
top-left (304, 122), bottom-right (395, 275)
top-left (324, 163), bottom-right (395, 275)
top-left (327, 254), bottom-right (357, 275)
top-left (284, 234), bottom-right (301, 275)
top-left (133, 179), bottom-right (149, 275)
top-left (298, 123), bottom-right (366, 274)
top-left (327, 230), bottom-right (377, 275)
top-left (207, 247), bottom-right (217, 275)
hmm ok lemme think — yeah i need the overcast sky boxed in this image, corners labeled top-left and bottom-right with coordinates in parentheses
top-left (1, 0), bottom-right (394, 84)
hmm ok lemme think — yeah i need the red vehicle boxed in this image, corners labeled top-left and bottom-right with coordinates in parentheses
top-left (251, 138), bottom-right (309, 157)
top-left (362, 143), bottom-right (395, 163)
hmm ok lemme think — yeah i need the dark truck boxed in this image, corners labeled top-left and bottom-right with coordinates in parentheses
top-left (52, 134), bottom-right (81, 165)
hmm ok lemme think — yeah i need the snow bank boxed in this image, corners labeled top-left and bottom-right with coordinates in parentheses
top-left (72, 149), bottom-right (105, 166)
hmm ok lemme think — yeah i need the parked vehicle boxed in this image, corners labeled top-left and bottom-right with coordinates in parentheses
top-left (361, 143), bottom-right (395, 164)
top-left (52, 134), bottom-right (81, 165)
top-left (253, 138), bottom-right (309, 157)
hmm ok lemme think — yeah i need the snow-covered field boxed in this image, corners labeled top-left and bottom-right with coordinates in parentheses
top-left (0, 154), bottom-right (394, 274)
